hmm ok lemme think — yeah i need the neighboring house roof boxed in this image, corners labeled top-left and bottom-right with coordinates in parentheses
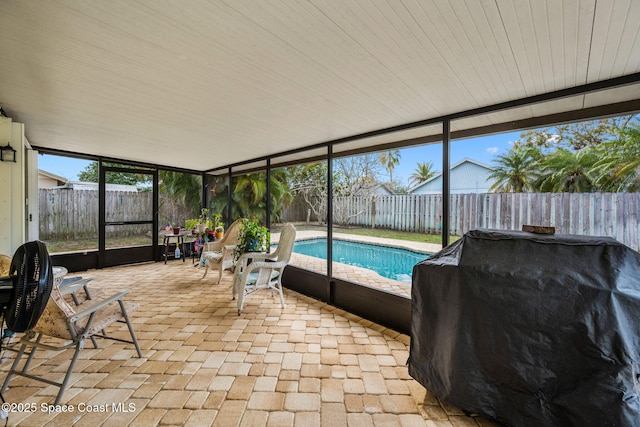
top-left (38, 172), bottom-right (141, 191)
top-left (354, 184), bottom-right (395, 196)
top-left (38, 169), bottom-right (68, 186)
top-left (372, 183), bottom-right (395, 196)
top-left (410, 158), bottom-right (495, 194)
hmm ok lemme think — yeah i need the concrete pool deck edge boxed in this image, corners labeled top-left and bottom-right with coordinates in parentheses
top-left (271, 229), bottom-right (442, 255)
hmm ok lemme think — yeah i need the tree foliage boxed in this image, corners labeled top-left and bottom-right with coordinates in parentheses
top-left (591, 127), bottom-right (640, 192)
top-left (516, 115), bottom-right (638, 151)
top-left (77, 161), bottom-right (151, 186)
top-left (288, 154), bottom-right (385, 225)
top-left (408, 161), bottom-right (438, 188)
top-left (378, 150), bottom-right (401, 183)
top-left (208, 170), bottom-right (292, 226)
top-left (535, 148), bottom-right (597, 193)
top-left (333, 154), bottom-right (385, 224)
top-left (492, 115), bottom-right (640, 193)
top-left (159, 171), bottom-right (202, 218)
top-left (289, 162), bottom-right (331, 224)
top-left (488, 148), bottom-right (539, 193)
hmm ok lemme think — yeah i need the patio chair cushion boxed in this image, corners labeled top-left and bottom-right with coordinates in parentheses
top-left (202, 251), bottom-right (223, 263)
top-left (240, 270), bottom-right (280, 286)
top-left (0, 254), bottom-right (11, 276)
top-left (33, 285), bottom-right (139, 340)
top-left (33, 286), bottom-right (77, 340)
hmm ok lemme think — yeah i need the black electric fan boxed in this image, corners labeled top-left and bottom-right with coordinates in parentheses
top-left (1, 241), bottom-right (53, 334)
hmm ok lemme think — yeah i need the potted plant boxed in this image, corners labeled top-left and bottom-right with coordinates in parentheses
top-left (215, 224), bottom-right (224, 239)
top-left (185, 218), bottom-right (200, 234)
top-left (198, 208), bottom-right (209, 232)
top-left (210, 212), bottom-right (222, 228)
top-left (206, 227), bottom-right (215, 242)
top-left (234, 218), bottom-right (269, 263)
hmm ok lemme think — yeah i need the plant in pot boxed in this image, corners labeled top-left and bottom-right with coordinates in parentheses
top-left (185, 218), bottom-right (200, 235)
top-left (198, 208), bottom-right (209, 232)
top-left (215, 224), bottom-right (225, 239)
top-left (210, 213), bottom-right (222, 232)
top-left (234, 218), bottom-right (269, 264)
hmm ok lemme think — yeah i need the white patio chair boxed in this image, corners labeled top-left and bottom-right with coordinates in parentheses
top-left (201, 219), bottom-right (242, 284)
top-left (233, 223), bottom-right (296, 315)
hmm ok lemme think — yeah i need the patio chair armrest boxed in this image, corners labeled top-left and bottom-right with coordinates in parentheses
top-left (222, 244), bottom-right (237, 253)
top-left (204, 240), bottom-right (224, 252)
top-left (58, 276), bottom-right (87, 287)
top-left (70, 290), bottom-right (130, 322)
top-left (246, 252), bottom-right (277, 262)
top-left (245, 260), bottom-right (287, 274)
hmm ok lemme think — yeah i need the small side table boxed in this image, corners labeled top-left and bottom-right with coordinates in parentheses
top-left (162, 231), bottom-right (190, 264)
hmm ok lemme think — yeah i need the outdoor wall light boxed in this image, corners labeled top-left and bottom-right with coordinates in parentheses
top-left (0, 143), bottom-right (17, 162)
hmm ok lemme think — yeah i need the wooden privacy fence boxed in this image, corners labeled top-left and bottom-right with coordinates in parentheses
top-left (328, 192), bottom-right (640, 250)
top-left (39, 189), bottom-right (192, 240)
top-left (41, 189), bottom-right (640, 250)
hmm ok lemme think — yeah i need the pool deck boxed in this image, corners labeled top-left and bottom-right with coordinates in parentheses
top-left (271, 230), bottom-right (442, 298)
top-left (291, 231), bottom-right (441, 255)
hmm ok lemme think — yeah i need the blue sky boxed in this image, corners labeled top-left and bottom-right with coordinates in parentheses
top-left (38, 130), bottom-right (522, 185)
top-left (38, 154), bottom-right (93, 182)
top-left (391, 131), bottom-right (521, 185)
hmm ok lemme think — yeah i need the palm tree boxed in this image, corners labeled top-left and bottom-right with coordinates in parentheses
top-left (591, 127), bottom-right (640, 192)
top-left (536, 148), bottom-right (597, 193)
top-left (488, 148), bottom-right (538, 192)
top-left (378, 150), bottom-right (401, 182)
top-left (232, 173), bottom-right (268, 221)
top-left (212, 169), bottom-right (293, 223)
top-left (269, 169), bottom-right (294, 223)
top-left (408, 162), bottom-right (437, 188)
top-left (159, 171), bottom-right (202, 217)
top-left (207, 176), bottom-right (231, 224)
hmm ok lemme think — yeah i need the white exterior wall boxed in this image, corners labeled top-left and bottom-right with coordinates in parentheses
top-left (0, 117), bottom-right (30, 255)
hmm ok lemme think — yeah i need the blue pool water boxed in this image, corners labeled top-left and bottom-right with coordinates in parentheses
top-left (291, 238), bottom-right (429, 283)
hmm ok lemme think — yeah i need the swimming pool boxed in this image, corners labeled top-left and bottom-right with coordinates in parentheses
top-left (291, 238), bottom-right (429, 283)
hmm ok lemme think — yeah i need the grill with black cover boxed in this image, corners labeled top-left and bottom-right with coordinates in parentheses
top-left (409, 229), bottom-right (640, 427)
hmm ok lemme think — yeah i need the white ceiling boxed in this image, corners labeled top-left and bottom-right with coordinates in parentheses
top-left (1, 0), bottom-right (639, 173)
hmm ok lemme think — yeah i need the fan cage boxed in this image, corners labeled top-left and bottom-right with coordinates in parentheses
top-left (5, 241), bottom-right (53, 333)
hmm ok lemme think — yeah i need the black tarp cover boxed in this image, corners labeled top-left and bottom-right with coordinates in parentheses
top-left (409, 229), bottom-right (640, 427)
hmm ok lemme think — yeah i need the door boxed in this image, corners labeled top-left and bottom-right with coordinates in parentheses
top-left (99, 164), bottom-right (158, 268)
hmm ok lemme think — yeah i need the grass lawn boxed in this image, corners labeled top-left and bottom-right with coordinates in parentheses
top-left (334, 226), bottom-right (450, 245)
top-left (43, 235), bottom-right (152, 253)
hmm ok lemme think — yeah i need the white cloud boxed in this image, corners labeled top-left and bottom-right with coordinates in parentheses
top-left (547, 134), bottom-right (560, 144)
top-left (486, 146), bottom-right (498, 154)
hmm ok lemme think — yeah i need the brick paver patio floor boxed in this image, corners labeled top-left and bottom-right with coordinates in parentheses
top-left (0, 252), bottom-right (501, 427)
